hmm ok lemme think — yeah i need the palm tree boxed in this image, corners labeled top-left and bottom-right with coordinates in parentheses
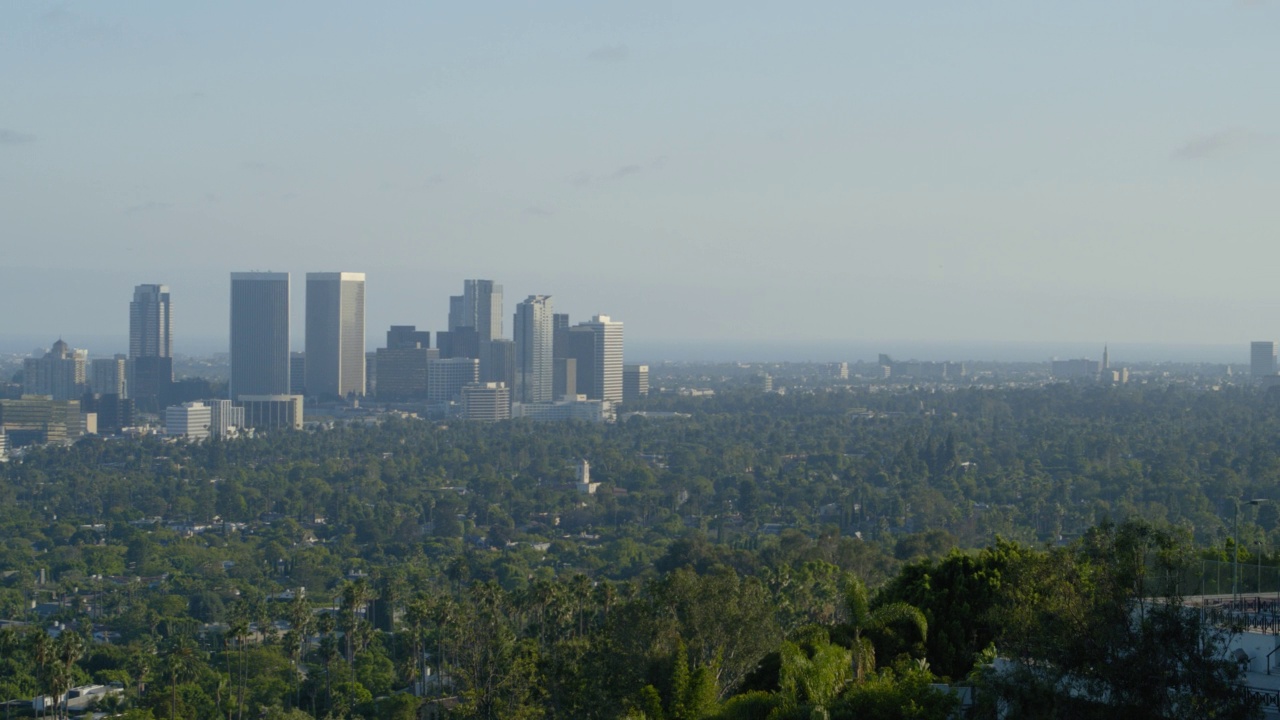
top-left (162, 637), bottom-right (198, 720)
top-left (339, 579), bottom-right (373, 671)
top-left (29, 631), bottom-right (53, 719)
top-left (840, 577), bottom-right (927, 680)
top-left (55, 631), bottom-right (85, 719)
top-left (226, 616), bottom-right (250, 720)
top-left (285, 592), bottom-right (313, 709)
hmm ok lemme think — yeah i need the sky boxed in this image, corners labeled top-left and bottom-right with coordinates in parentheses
top-left (2, 1), bottom-right (1279, 361)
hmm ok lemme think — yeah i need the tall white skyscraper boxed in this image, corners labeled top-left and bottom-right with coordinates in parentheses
top-left (513, 295), bottom-right (554, 404)
top-left (130, 284), bottom-right (172, 359)
top-left (575, 315), bottom-right (624, 403)
top-left (230, 272), bottom-right (290, 399)
top-left (448, 279), bottom-right (504, 341)
top-left (305, 272), bottom-right (366, 398)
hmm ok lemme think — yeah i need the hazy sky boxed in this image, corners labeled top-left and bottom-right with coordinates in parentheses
top-left (3, 2), bottom-right (1279, 359)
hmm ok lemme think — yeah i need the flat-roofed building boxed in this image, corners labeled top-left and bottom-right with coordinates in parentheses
top-left (1252, 341), bottom-right (1278, 380)
top-left (208, 399), bottom-right (244, 437)
top-left (623, 364), bottom-right (649, 401)
top-left (305, 272), bottom-right (366, 399)
top-left (230, 272), bottom-right (290, 399)
top-left (462, 382), bottom-right (510, 421)
top-left (166, 402), bottom-right (212, 441)
top-left (0, 396), bottom-right (82, 446)
top-left (237, 395), bottom-right (304, 430)
top-left (91, 356), bottom-right (129, 398)
top-left (512, 395), bottom-right (614, 423)
top-left (427, 357), bottom-right (479, 403)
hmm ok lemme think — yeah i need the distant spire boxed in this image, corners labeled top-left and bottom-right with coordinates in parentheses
top-left (1102, 344), bottom-right (1109, 371)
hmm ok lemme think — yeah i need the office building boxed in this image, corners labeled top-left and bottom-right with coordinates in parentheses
top-left (237, 395), bottom-right (304, 430)
top-left (513, 295), bottom-right (555, 404)
top-left (0, 396), bottom-right (82, 446)
top-left (128, 284), bottom-right (173, 410)
top-left (567, 316), bottom-right (624, 402)
top-left (166, 402), bottom-right (212, 441)
top-left (462, 382), bottom-right (511, 421)
top-left (1252, 342), bottom-right (1278, 380)
top-left (230, 272), bottom-right (290, 399)
top-left (553, 358), bottom-right (577, 401)
top-left (130, 284), bottom-right (173, 359)
top-left (387, 325), bottom-right (430, 350)
top-left (0, 428), bottom-right (6, 461)
top-left (828, 362), bottom-right (849, 380)
top-left (24, 340), bottom-right (87, 401)
top-left (513, 395), bottom-right (614, 423)
top-left (448, 279), bottom-right (503, 342)
top-left (555, 326), bottom-right (592, 396)
top-left (290, 353), bottom-right (307, 395)
top-left (438, 327), bottom-right (480, 360)
top-left (623, 364), bottom-right (649, 401)
top-left (481, 339), bottom-right (516, 396)
top-left (208, 399), bottom-right (244, 437)
top-left (90, 356), bottom-right (128, 398)
top-left (376, 345), bottom-right (438, 401)
top-left (305, 272), bottom-right (366, 399)
top-left (83, 393), bottom-right (134, 435)
top-left (129, 356), bottom-right (173, 412)
top-left (427, 357), bottom-right (479, 403)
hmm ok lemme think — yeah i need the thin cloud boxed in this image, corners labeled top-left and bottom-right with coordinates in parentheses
top-left (587, 44), bottom-right (629, 64)
top-left (1173, 129), bottom-right (1267, 160)
top-left (609, 164), bottom-right (643, 180)
top-left (0, 129), bottom-right (36, 145)
top-left (571, 159), bottom-right (659, 187)
top-left (524, 205), bottom-right (554, 217)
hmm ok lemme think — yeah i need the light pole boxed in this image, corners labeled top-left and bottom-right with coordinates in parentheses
top-left (1234, 498), bottom-right (1268, 603)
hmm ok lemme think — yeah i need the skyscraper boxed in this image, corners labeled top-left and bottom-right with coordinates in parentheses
top-left (230, 272), bottom-right (290, 399)
top-left (305, 272), bottom-right (366, 398)
top-left (1252, 341), bottom-right (1278, 380)
top-left (128, 284), bottom-right (173, 409)
top-left (130, 284), bottom-right (172, 359)
top-left (514, 295), bottom-right (554, 404)
top-left (569, 315), bottom-right (624, 402)
top-left (448, 279), bottom-right (504, 341)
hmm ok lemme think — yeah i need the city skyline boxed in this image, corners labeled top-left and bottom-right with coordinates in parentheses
top-left (4, 4), bottom-right (1279, 352)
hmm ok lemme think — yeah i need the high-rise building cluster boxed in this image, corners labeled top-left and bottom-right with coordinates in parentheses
top-left (4, 272), bottom-right (638, 449)
top-left (371, 279), bottom-right (631, 422)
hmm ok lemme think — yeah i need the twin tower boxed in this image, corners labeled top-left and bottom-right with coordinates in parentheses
top-left (230, 272), bottom-right (365, 400)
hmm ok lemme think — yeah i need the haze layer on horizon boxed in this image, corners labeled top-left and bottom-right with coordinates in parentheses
top-left (3, 2), bottom-right (1279, 353)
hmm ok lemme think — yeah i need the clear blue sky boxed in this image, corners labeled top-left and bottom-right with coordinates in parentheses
top-left (3, 2), bottom-right (1279, 358)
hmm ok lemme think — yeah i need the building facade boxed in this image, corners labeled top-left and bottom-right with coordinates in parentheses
top-left (130, 284), bottom-right (173, 359)
top-left (427, 357), bottom-right (479, 403)
top-left (1252, 341), bottom-right (1278, 380)
top-left (24, 340), bottom-right (87, 401)
top-left (572, 315), bottom-right (624, 402)
top-left (462, 382), bottom-right (511, 421)
top-left (305, 272), bottom-right (366, 399)
top-left (448, 279), bottom-right (504, 342)
top-left (230, 272), bottom-right (290, 399)
top-left (623, 364), bottom-right (649, 401)
top-left (514, 295), bottom-right (555, 404)
top-left (237, 395), bottom-right (304, 430)
top-left (166, 402), bottom-right (212, 441)
top-left (90, 356), bottom-right (128, 398)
